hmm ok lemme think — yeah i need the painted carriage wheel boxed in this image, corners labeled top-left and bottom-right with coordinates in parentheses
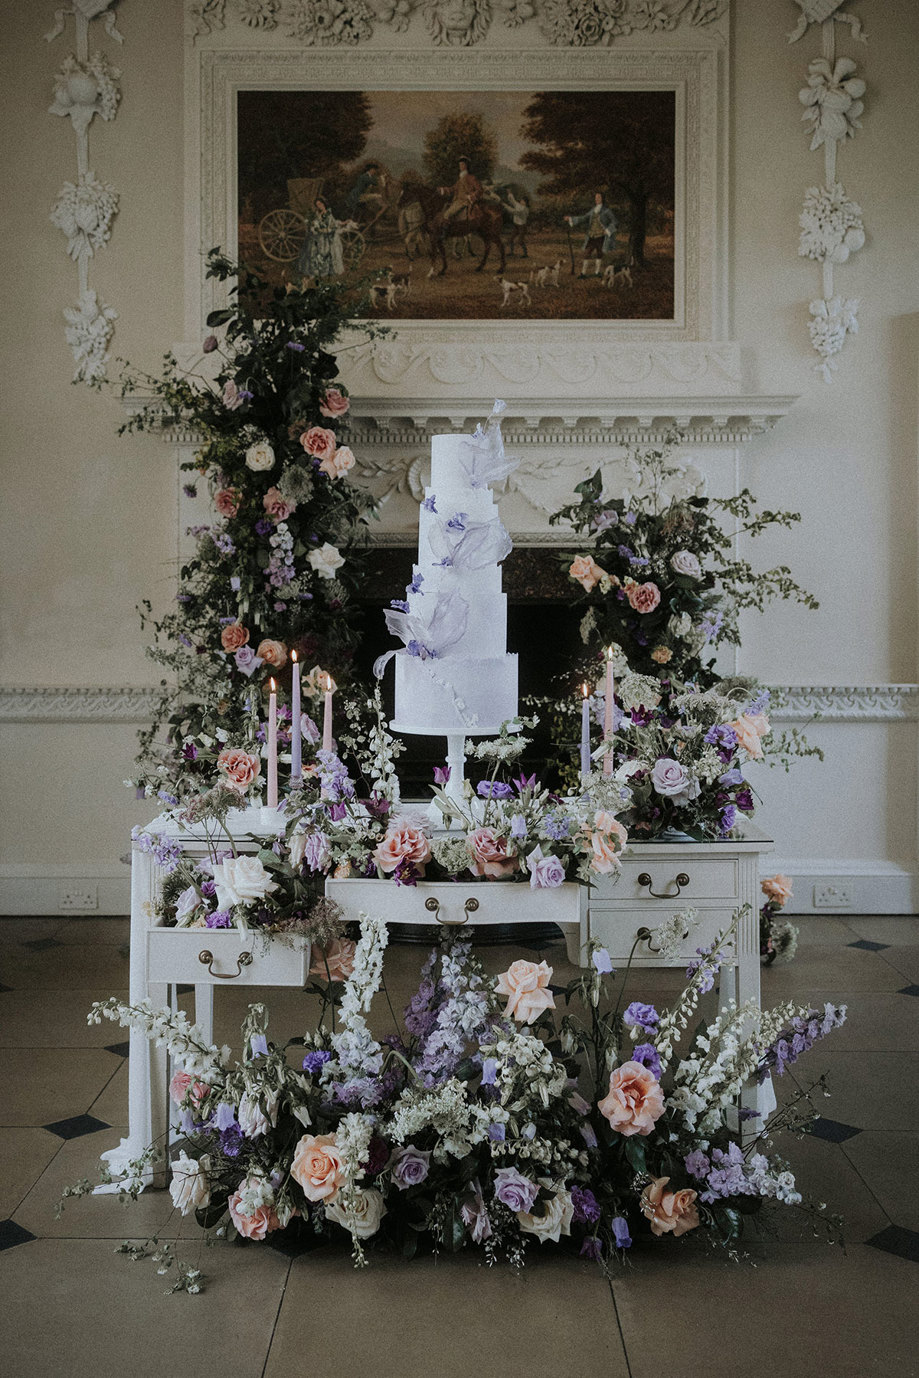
top-left (340, 227), bottom-right (365, 269)
top-left (258, 209), bottom-right (307, 262)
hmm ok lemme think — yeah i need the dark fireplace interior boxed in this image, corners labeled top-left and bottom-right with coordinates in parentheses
top-left (352, 546), bottom-right (586, 797)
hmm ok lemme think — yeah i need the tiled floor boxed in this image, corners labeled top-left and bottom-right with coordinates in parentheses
top-left (1, 912), bottom-right (917, 1378)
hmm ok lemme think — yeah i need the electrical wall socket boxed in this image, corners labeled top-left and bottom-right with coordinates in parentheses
top-left (813, 881), bottom-right (854, 910)
top-left (58, 886), bottom-right (99, 911)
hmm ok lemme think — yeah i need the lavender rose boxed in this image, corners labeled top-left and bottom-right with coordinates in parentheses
top-left (493, 1166), bottom-right (538, 1214)
top-left (670, 549), bottom-right (702, 579)
top-left (390, 1145), bottom-right (431, 1191)
top-left (526, 845), bottom-right (566, 889)
top-left (650, 757), bottom-right (692, 798)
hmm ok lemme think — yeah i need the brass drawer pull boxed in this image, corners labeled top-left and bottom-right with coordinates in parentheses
top-left (197, 948), bottom-right (254, 979)
top-left (637, 871), bottom-right (690, 899)
top-left (423, 895), bottom-right (479, 926)
top-left (636, 920), bottom-right (691, 953)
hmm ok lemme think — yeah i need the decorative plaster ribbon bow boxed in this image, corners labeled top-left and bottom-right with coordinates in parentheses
top-left (458, 400), bottom-right (520, 489)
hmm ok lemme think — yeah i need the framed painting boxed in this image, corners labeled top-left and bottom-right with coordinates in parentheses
top-left (236, 87), bottom-right (676, 324)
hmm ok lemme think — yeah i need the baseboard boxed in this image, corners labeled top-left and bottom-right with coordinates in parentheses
top-left (765, 858), bottom-right (918, 916)
top-left (0, 864), bottom-right (131, 916)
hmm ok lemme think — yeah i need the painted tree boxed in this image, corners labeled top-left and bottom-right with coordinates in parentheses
top-left (237, 91), bottom-right (373, 218)
top-left (519, 91), bottom-right (675, 266)
top-left (422, 112), bottom-right (498, 190)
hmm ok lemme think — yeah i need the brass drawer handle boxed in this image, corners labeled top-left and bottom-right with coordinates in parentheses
top-left (636, 921), bottom-right (690, 954)
top-left (637, 871), bottom-right (690, 899)
top-left (423, 895), bottom-right (478, 926)
top-left (197, 948), bottom-right (254, 979)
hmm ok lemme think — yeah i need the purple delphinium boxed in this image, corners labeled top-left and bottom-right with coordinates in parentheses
top-left (684, 1149), bottom-right (711, 1180)
top-left (685, 940), bottom-right (724, 993)
top-left (756, 1002), bottom-right (846, 1082)
top-left (488, 1122), bottom-right (506, 1142)
top-left (412, 940), bottom-right (492, 1088)
top-left (303, 1049), bottom-right (332, 1075)
top-left (623, 1001), bottom-right (659, 1033)
top-left (571, 1186), bottom-right (601, 1225)
top-left (632, 1042), bottom-right (662, 1078)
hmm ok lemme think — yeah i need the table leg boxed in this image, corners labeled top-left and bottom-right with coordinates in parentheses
top-left (195, 982), bottom-right (214, 1045)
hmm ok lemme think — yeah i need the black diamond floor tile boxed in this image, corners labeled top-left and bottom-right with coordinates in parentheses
top-left (847, 938), bottom-right (890, 952)
top-left (0, 1219), bottom-right (36, 1251)
top-left (43, 1113), bottom-right (111, 1141)
top-left (866, 1224), bottom-right (919, 1263)
top-left (898, 984), bottom-right (919, 998)
top-left (104, 1040), bottom-right (131, 1058)
top-left (806, 1116), bottom-right (862, 1144)
top-left (0, 982), bottom-right (11, 993)
top-left (22, 937), bottom-right (64, 951)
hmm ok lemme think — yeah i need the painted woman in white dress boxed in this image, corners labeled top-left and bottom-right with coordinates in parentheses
top-left (297, 197), bottom-right (345, 280)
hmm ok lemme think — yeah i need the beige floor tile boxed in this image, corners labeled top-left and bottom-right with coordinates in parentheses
top-left (55, 916), bottom-right (130, 945)
top-left (756, 944), bottom-right (905, 994)
top-left (0, 942), bottom-right (130, 991)
top-left (845, 915), bottom-right (919, 946)
top-left (791, 1050), bottom-right (919, 1134)
top-left (755, 1130), bottom-right (888, 1241)
top-left (794, 990), bottom-right (919, 1052)
top-left (0, 1236), bottom-right (289, 1378)
top-left (842, 1131), bottom-right (919, 1231)
top-left (879, 946), bottom-right (919, 982)
top-left (265, 1247), bottom-right (629, 1378)
top-left (14, 1130), bottom-right (178, 1240)
top-left (0, 1128), bottom-right (62, 1218)
top-left (795, 915), bottom-right (860, 942)
top-left (612, 1241), bottom-right (917, 1378)
top-left (0, 1047), bottom-right (122, 1126)
top-left (88, 1058), bottom-right (129, 1124)
top-left (0, 917), bottom-right (65, 944)
top-left (0, 988), bottom-right (130, 1047)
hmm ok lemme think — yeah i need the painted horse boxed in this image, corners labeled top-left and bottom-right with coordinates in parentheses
top-left (397, 181), bottom-right (507, 277)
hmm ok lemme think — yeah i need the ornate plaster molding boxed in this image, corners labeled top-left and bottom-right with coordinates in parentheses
top-left (769, 684), bottom-right (918, 723)
top-left (0, 686), bottom-right (162, 724)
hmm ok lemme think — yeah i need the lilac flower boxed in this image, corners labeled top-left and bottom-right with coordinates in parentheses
top-left (446, 512), bottom-right (468, 531)
top-left (422, 496), bottom-right (437, 513)
top-left (684, 1149), bottom-right (711, 1179)
top-left (745, 687), bottom-right (771, 716)
top-left (254, 517), bottom-right (273, 536)
top-left (686, 940), bottom-right (724, 993)
top-left (477, 780), bottom-right (513, 799)
top-left (480, 1058), bottom-right (497, 1086)
top-left (390, 1145), bottom-right (431, 1190)
top-left (623, 1001), bottom-right (659, 1034)
top-left (510, 814), bottom-right (527, 839)
top-left (632, 1043), bottom-right (662, 1078)
top-left (580, 1236), bottom-right (604, 1261)
top-left (701, 610), bottom-right (724, 643)
top-left (433, 765), bottom-right (451, 785)
top-left (612, 1216), bottom-right (633, 1249)
top-left (571, 1186), bottom-right (601, 1225)
top-left (249, 1034), bottom-right (269, 1059)
top-left (580, 1123), bottom-right (598, 1149)
top-left (409, 571), bottom-right (425, 593)
top-left (302, 1050), bottom-right (332, 1074)
top-left (591, 510), bottom-right (617, 530)
top-left (488, 1122), bottom-right (506, 1142)
top-left (493, 1166), bottom-right (538, 1213)
top-left (206, 910), bottom-right (233, 929)
top-left (285, 341), bottom-right (305, 351)
top-left (617, 544), bottom-right (635, 561)
top-left (230, 575), bottom-right (241, 592)
top-left (182, 483), bottom-right (197, 498)
top-left (543, 813), bottom-right (570, 840)
top-left (591, 947), bottom-right (613, 974)
top-left (390, 598), bottom-right (411, 613)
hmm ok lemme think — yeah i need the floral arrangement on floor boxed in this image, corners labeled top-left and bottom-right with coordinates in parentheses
top-left (759, 874), bottom-right (799, 965)
top-left (76, 910), bottom-right (846, 1291)
top-left (551, 433), bottom-right (818, 688)
top-left (111, 251), bottom-right (384, 805)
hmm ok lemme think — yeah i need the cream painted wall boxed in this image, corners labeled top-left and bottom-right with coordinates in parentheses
top-left (1, 0), bottom-right (918, 911)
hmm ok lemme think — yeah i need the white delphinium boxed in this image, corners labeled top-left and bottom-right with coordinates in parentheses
top-left (640, 908), bottom-right (700, 962)
top-left (319, 916), bottom-right (389, 1098)
top-left (653, 916), bottom-right (737, 1073)
top-left (88, 997), bottom-right (229, 1080)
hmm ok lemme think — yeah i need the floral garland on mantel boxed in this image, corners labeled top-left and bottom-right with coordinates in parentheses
top-left (74, 912), bottom-right (845, 1291)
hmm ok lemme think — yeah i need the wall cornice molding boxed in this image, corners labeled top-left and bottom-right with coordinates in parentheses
top-left (769, 684), bottom-right (919, 723)
top-left (0, 686), bottom-right (162, 724)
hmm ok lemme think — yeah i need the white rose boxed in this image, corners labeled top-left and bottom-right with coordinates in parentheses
top-left (245, 439), bottom-right (275, 472)
top-left (326, 1187), bottom-right (387, 1239)
top-left (307, 542), bottom-right (345, 580)
top-left (517, 1189), bottom-right (574, 1244)
top-left (670, 549), bottom-right (702, 579)
top-left (212, 854), bottom-right (278, 910)
top-left (173, 885), bottom-right (200, 926)
top-left (169, 1151), bottom-right (211, 1215)
top-left (668, 612), bottom-right (693, 639)
top-left (238, 1092), bottom-right (270, 1139)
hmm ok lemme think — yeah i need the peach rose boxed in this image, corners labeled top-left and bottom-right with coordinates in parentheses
top-left (290, 1133), bottom-right (344, 1202)
top-left (215, 488), bottom-right (240, 518)
top-left (466, 826), bottom-right (519, 879)
top-left (373, 823), bottom-right (431, 875)
top-left (300, 425), bottom-right (337, 461)
top-left (651, 646), bottom-right (672, 665)
top-left (598, 1060), bottom-right (665, 1136)
top-left (228, 1182), bottom-right (281, 1241)
top-left (319, 387), bottom-right (350, 419)
top-left (220, 622), bottom-right (249, 653)
top-left (731, 715), bottom-right (764, 759)
top-left (640, 1177), bottom-right (699, 1237)
top-left (263, 486), bottom-right (296, 522)
top-left (762, 873), bottom-right (793, 905)
top-left (319, 445), bottom-right (356, 480)
top-left (256, 639), bottom-right (288, 669)
top-left (626, 582), bottom-right (662, 614)
top-left (217, 747), bottom-right (261, 790)
top-left (746, 712), bottom-right (771, 739)
top-left (304, 665), bottom-right (337, 698)
top-left (495, 959), bottom-right (555, 1024)
top-left (309, 937), bottom-right (357, 981)
top-left (333, 861), bottom-right (353, 879)
top-left (588, 811), bottom-right (628, 874)
top-left (569, 554), bottom-right (606, 592)
top-left (168, 1070), bottom-right (209, 1107)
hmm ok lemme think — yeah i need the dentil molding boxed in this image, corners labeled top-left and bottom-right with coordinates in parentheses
top-left (2, 684), bottom-right (916, 724)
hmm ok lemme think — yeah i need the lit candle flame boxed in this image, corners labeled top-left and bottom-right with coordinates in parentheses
top-left (291, 649), bottom-right (298, 664)
top-left (270, 677), bottom-right (276, 693)
top-left (582, 682), bottom-right (589, 698)
top-left (326, 674), bottom-right (333, 692)
top-left (607, 645), bottom-right (614, 662)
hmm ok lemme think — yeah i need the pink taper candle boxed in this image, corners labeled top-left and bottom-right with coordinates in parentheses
top-left (322, 674), bottom-right (333, 754)
top-left (267, 678), bottom-right (278, 807)
top-left (603, 646), bottom-right (615, 777)
top-left (290, 650), bottom-right (302, 783)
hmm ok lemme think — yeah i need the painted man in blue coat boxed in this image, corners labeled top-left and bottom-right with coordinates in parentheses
top-left (565, 192), bottom-right (618, 278)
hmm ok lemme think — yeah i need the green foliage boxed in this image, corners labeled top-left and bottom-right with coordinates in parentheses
top-left (422, 112), bottom-right (498, 189)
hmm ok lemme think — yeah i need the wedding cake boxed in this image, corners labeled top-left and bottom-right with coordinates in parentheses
top-left (375, 403), bottom-right (518, 737)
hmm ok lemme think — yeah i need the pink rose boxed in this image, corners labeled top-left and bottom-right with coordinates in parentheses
top-left (731, 715), bottom-right (764, 759)
top-left (495, 958), bottom-right (555, 1024)
top-left (466, 826), bottom-right (519, 879)
top-left (262, 487), bottom-right (296, 522)
top-left (762, 873), bottom-right (793, 905)
top-left (300, 426), bottom-right (337, 461)
top-left (319, 388), bottom-right (350, 419)
top-left (640, 1177), bottom-right (700, 1237)
top-left (318, 445), bottom-right (356, 480)
top-left (168, 1070), bottom-right (208, 1107)
top-left (626, 582), bottom-right (662, 614)
top-left (291, 1133), bottom-right (344, 1202)
top-left (373, 823), bottom-right (431, 875)
top-left (569, 554), bottom-right (606, 592)
top-left (215, 488), bottom-right (240, 518)
top-left (222, 379), bottom-right (245, 410)
top-left (309, 937), bottom-right (357, 981)
top-left (598, 1061), bottom-right (665, 1137)
top-left (220, 622), bottom-right (249, 652)
top-left (217, 748), bottom-right (261, 790)
top-left (256, 638), bottom-right (288, 669)
top-left (228, 1181), bottom-right (281, 1240)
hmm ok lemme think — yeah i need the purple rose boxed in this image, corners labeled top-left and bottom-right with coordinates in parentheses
top-left (527, 846), bottom-right (566, 889)
top-left (493, 1166), bottom-right (538, 1214)
top-left (234, 646), bottom-right (262, 677)
top-left (623, 1001), bottom-right (659, 1033)
top-left (390, 1144), bottom-right (431, 1191)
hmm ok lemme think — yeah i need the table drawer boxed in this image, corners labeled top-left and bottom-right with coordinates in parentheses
top-left (147, 928), bottom-right (310, 987)
top-left (588, 906), bottom-right (736, 965)
top-left (608, 857), bottom-right (739, 906)
top-left (326, 878), bottom-right (583, 929)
